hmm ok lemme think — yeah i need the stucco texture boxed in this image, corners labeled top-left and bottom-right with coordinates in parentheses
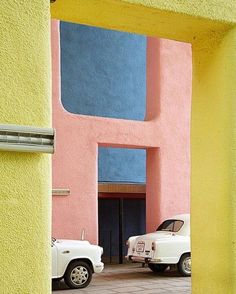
top-left (191, 28), bottom-right (236, 293)
top-left (60, 22), bottom-right (146, 183)
top-left (122, 0), bottom-right (236, 24)
top-left (51, 20), bottom-right (191, 245)
top-left (60, 22), bottom-right (147, 183)
top-left (60, 22), bottom-right (146, 121)
top-left (51, 0), bottom-right (234, 42)
top-left (98, 147), bottom-right (146, 183)
top-left (0, 1), bottom-right (51, 293)
top-left (51, 1), bottom-right (236, 293)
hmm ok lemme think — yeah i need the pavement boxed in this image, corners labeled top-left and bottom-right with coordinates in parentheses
top-left (52, 263), bottom-right (191, 294)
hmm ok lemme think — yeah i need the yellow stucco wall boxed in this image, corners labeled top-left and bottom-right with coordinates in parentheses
top-left (51, 1), bottom-right (236, 293)
top-left (191, 27), bottom-right (236, 293)
top-left (51, 0), bottom-right (235, 42)
top-left (122, 0), bottom-right (236, 24)
top-left (1, 0), bottom-right (234, 292)
top-left (0, 1), bottom-right (51, 293)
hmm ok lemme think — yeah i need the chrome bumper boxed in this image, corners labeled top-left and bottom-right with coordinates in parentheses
top-left (127, 256), bottom-right (162, 264)
top-left (93, 262), bottom-right (104, 273)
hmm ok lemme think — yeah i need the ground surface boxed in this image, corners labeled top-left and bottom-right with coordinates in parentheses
top-left (52, 263), bottom-right (191, 294)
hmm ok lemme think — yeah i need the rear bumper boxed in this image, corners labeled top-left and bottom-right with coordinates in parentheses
top-left (126, 255), bottom-right (162, 264)
top-left (93, 262), bottom-right (104, 273)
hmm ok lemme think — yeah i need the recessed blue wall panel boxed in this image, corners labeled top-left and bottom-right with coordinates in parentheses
top-left (60, 22), bottom-right (146, 120)
top-left (60, 22), bottom-right (146, 183)
top-left (98, 147), bottom-right (146, 183)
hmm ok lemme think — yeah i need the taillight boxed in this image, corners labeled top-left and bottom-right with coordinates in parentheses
top-left (152, 242), bottom-right (157, 251)
top-left (126, 240), bottom-right (130, 247)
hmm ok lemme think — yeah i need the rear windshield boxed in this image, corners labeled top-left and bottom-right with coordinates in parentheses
top-left (157, 219), bottom-right (184, 232)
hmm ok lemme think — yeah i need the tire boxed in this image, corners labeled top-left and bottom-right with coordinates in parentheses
top-left (64, 261), bottom-right (93, 289)
top-left (148, 264), bottom-right (168, 273)
top-left (177, 253), bottom-right (191, 277)
top-left (52, 279), bottom-right (61, 291)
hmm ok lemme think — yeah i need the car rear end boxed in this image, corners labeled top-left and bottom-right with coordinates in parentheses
top-left (126, 232), bottom-right (174, 264)
top-left (127, 236), bottom-right (159, 264)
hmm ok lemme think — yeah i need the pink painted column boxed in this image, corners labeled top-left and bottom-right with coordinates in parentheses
top-left (146, 38), bottom-right (192, 232)
top-left (51, 21), bottom-right (98, 243)
top-left (146, 148), bottom-right (161, 231)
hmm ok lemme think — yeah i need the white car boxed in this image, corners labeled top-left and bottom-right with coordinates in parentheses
top-left (126, 214), bottom-right (191, 276)
top-left (52, 238), bottom-right (104, 289)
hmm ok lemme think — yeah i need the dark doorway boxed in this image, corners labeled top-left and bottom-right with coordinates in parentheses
top-left (98, 197), bottom-right (146, 264)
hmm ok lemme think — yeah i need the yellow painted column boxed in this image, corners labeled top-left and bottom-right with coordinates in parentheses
top-left (191, 28), bottom-right (236, 293)
top-left (0, 1), bottom-right (51, 294)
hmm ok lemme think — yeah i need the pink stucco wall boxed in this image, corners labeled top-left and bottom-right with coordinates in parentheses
top-left (51, 20), bottom-right (192, 243)
top-left (146, 38), bottom-right (192, 231)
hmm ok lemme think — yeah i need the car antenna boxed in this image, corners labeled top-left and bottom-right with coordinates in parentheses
top-left (81, 228), bottom-right (85, 241)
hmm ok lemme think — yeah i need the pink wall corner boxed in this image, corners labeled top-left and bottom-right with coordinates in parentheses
top-left (51, 19), bottom-right (192, 243)
top-left (146, 38), bottom-right (192, 232)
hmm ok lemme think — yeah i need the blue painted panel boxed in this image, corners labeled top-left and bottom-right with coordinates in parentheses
top-left (60, 22), bottom-right (146, 182)
top-left (60, 22), bottom-right (146, 120)
top-left (99, 147), bottom-right (146, 183)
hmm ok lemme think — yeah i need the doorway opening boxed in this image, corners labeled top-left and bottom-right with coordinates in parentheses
top-left (98, 147), bottom-right (146, 264)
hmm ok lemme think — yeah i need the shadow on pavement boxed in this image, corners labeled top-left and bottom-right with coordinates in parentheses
top-left (52, 264), bottom-right (184, 291)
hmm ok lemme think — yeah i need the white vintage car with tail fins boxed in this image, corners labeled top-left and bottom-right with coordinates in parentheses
top-left (126, 214), bottom-right (191, 276)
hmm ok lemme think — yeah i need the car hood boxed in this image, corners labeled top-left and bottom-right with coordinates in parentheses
top-left (54, 239), bottom-right (90, 246)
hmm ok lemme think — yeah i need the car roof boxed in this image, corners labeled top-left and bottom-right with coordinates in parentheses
top-left (170, 213), bottom-right (190, 222)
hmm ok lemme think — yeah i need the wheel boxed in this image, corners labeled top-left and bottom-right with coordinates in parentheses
top-left (64, 261), bottom-right (93, 289)
top-left (177, 253), bottom-right (191, 276)
top-left (148, 263), bottom-right (168, 273)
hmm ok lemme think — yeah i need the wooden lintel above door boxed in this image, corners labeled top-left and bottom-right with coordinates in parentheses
top-left (98, 182), bottom-right (146, 194)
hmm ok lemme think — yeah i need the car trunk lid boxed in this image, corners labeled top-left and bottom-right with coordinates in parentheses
top-left (133, 231), bottom-right (172, 259)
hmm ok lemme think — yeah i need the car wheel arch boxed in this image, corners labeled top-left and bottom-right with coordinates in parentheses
top-left (64, 258), bottom-right (94, 275)
top-left (177, 252), bottom-right (191, 277)
top-left (177, 251), bottom-right (191, 263)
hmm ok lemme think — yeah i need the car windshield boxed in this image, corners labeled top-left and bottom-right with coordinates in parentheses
top-left (156, 219), bottom-right (184, 232)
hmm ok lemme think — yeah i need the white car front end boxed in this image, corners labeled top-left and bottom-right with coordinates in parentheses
top-left (52, 238), bottom-right (104, 289)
